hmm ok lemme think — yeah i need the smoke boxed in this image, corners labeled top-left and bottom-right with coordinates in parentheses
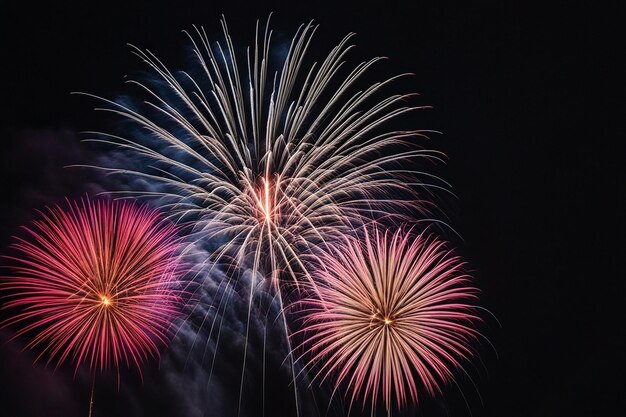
top-left (155, 243), bottom-right (302, 417)
top-left (0, 128), bottom-right (118, 246)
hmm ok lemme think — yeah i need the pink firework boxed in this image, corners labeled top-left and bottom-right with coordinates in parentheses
top-left (296, 227), bottom-right (481, 413)
top-left (0, 198), bottom-right (182, 374)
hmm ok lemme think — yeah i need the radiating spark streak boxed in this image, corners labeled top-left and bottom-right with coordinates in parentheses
top-left (294, 226), bottom-right (482, 413)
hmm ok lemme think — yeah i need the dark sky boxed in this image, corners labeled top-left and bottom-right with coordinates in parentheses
top-left (0, 1), bottom-right (623, 417)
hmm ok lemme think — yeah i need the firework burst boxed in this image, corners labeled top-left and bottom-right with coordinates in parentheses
top-left (83, 17), bottom-right (443, 291)
top-left (0, 198), bottom-right (182, 374)
top-left (295, 226), bottom-right (481, 413)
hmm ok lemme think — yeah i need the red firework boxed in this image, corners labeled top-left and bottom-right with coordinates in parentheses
top-left (0, 198), bottom-right (182, 374)
top-left (296, 227), bottom-right (481, 412)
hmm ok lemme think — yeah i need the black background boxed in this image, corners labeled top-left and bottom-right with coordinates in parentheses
top-left (0, 1), bottom-right (623, 416)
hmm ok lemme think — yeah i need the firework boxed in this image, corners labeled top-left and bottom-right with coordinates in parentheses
top-left (295, 227), bottom-right (481, 413)
top-left (0, 198), bottom-right (182, 374)
top-left (83, 17), bottom-right (443, 290)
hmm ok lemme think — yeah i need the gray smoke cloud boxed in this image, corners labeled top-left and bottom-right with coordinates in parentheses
top-left (157, 242), bottom-right (303, 417)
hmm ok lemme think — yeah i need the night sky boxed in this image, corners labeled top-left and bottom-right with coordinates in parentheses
top-left (0, 1), bottom-right (623, 417)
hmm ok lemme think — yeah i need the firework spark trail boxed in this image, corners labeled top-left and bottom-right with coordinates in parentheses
top-left (294, 226), bottom-right (482, 414)
top-left (0, 198), bottom-right (183, 374)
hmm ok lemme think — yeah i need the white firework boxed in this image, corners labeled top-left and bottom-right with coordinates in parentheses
top-left (84, 17), bottom-right (443, 292)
